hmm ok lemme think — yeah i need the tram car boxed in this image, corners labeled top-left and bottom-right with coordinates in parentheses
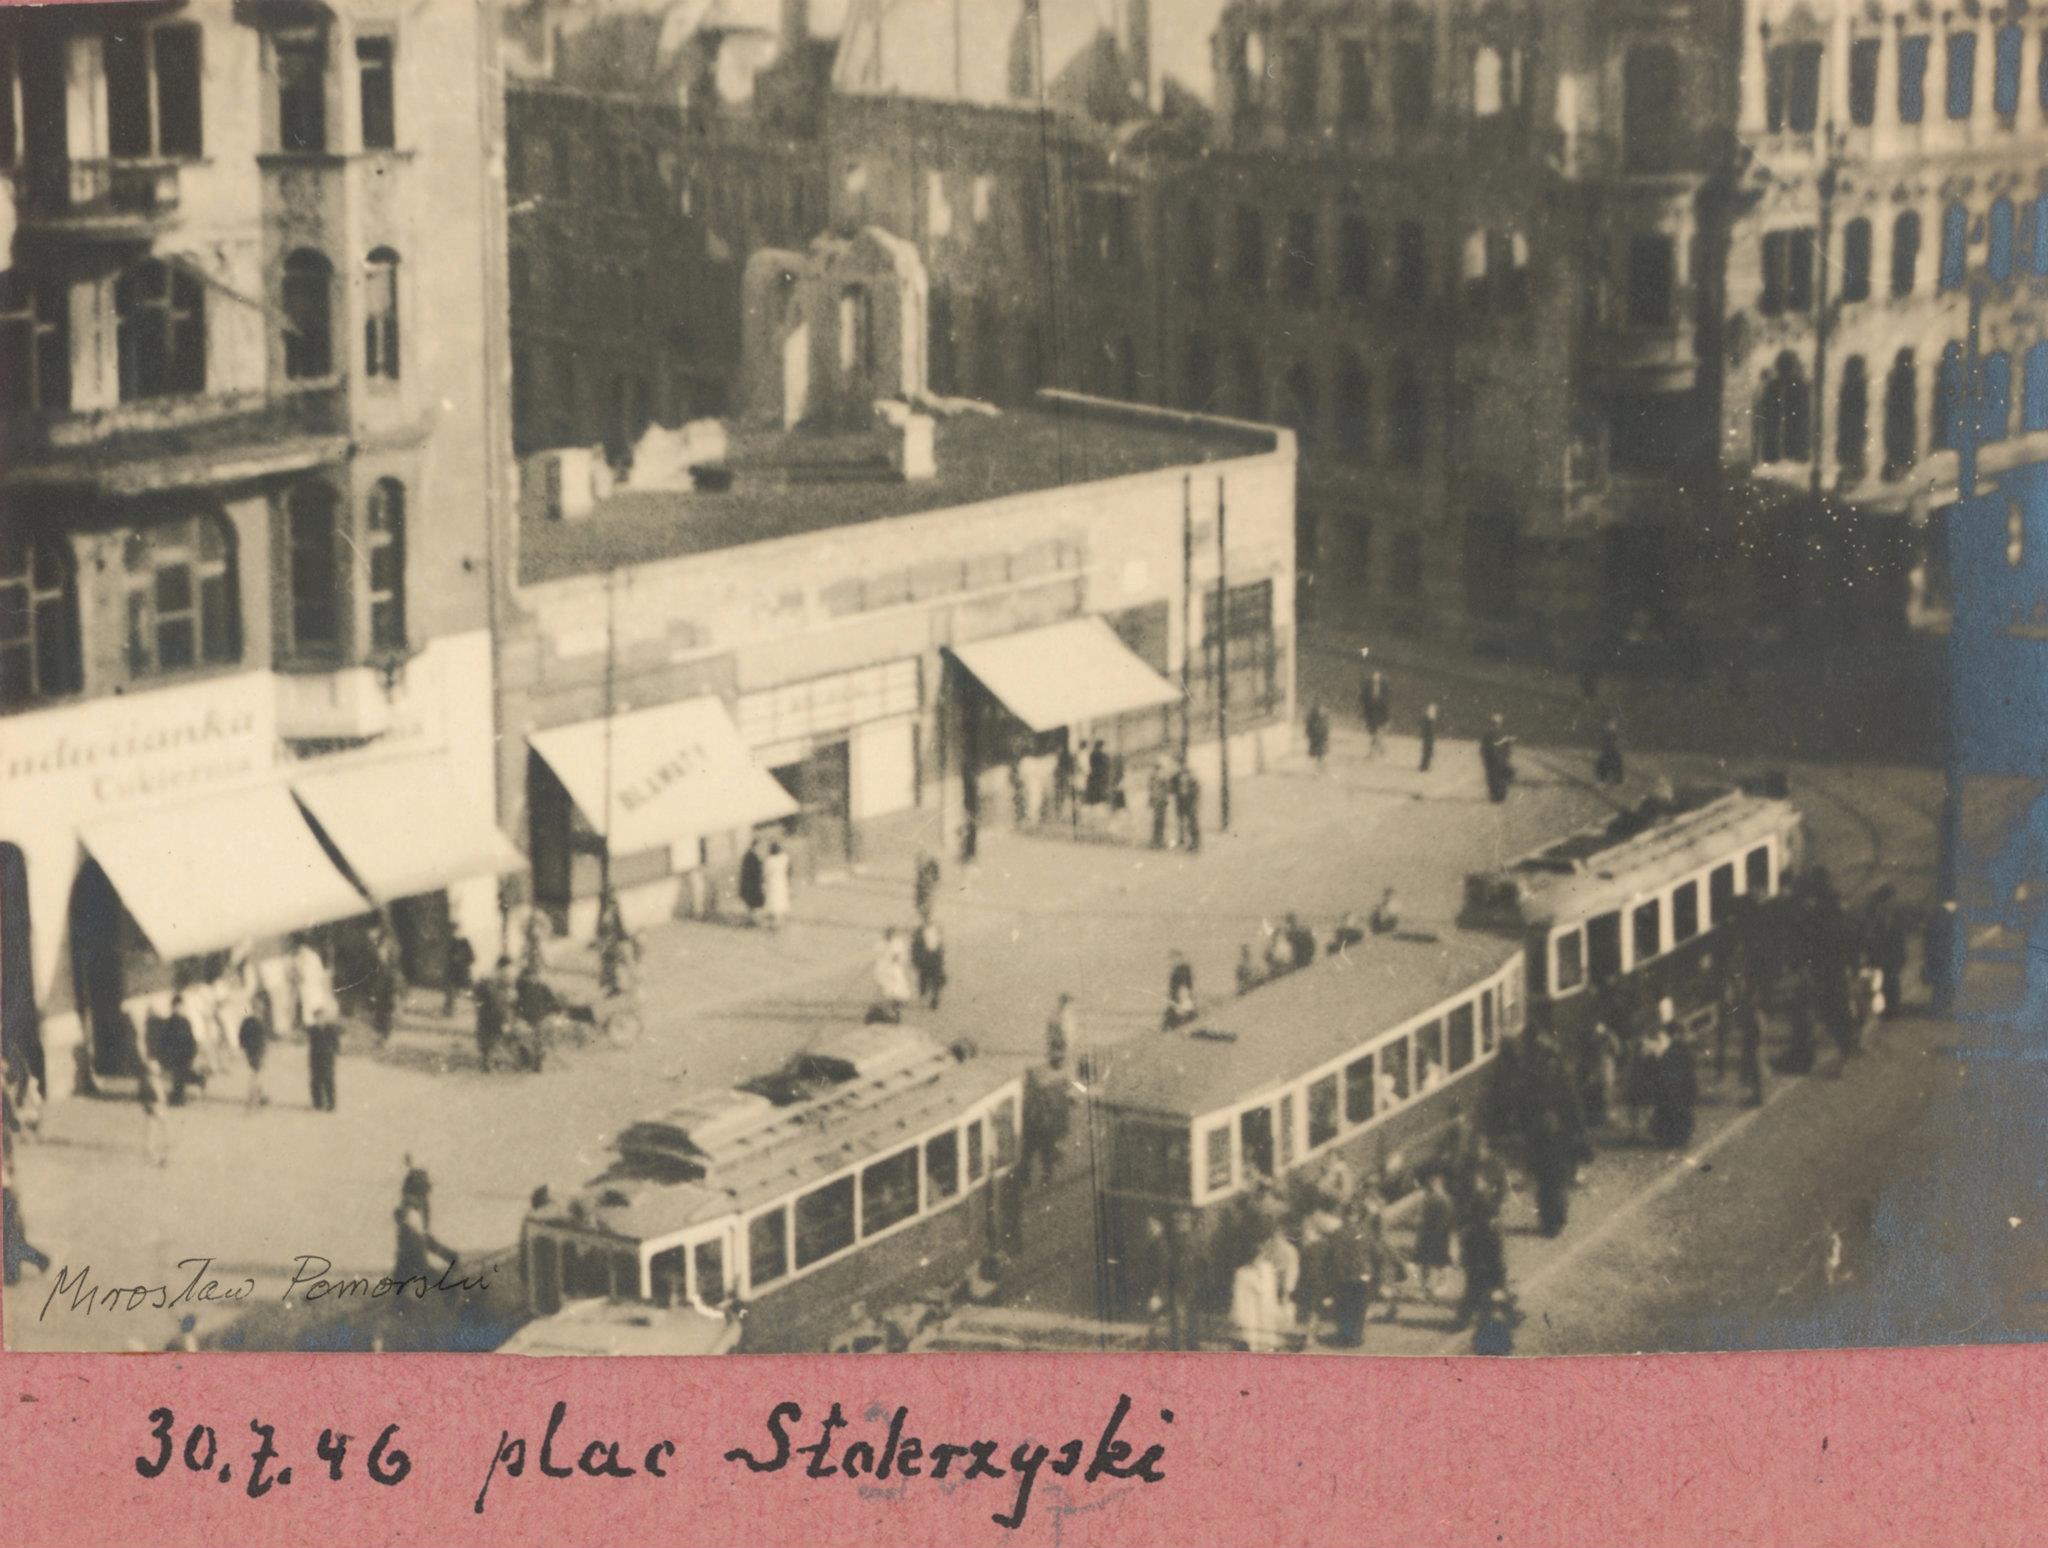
top-left (1088, 930), bottom-right (1527, 1328)
top-left (1459, 777), bottom-right (1806, 1061)
top-left (502, 1026), bottom-right (1023, 1355)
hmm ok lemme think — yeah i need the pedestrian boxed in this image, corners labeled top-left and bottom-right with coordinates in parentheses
top-left (391, 1166), bottom-right (459, 1342)
top-left (1411, 1171), bottom-right (1455, 1303)
top-left (3, 1062), bottom-right (52, 1286)
top-left (1174, 763), bottom-right (1202, 853)
top-left (1647, 1005), bottom-right (1697, 1148)
top-left (1526, 1109), bottom-right (1575, 1238)
top-left (238, 998), bottom-right (270, 1108)
top-left (910, 915), bottom-right (947, 1010)
top-left (306, 1020), bottom-right (341, 1112)
top-left (160, 992), bottom-right (200, 1106)
top-left (1285, 913), bottom-right (1318, 970)
top-left (1369, 887), bottom-right (1400, 935)
top-left (1472, 1288), bottom-right (1521, 1356)
top-left (1009, 759), bottom-right (1029, 827)
top-left (1020, 1049), bottom-right (1072, 1187)
top-left (1586, 1020), bottom-right (1621, 1128)
top-left (476, 957), bottom-right (514, 1072)
top-left (1864, 884), bottom-right (1908, 1019)
top-left (870, 929), bottom-right (913, 1024)
top-left (369, 920), bottom-right (401, 1042)
top-left (1360, 660), bottom-right (1391, 755)
top-left (1735, 983), bottom-right (1767, 1107)
top-left (1479, 714), bottom-right (1515, 804)
top-left (1419, 701), bottom-right (1438, 772)
top-left (522, 908), bottom-right (549, 975)
top-left (1053, 741), bottom-right (1076, 819)
top-left (1264, 922), bottom-right (1296, 980)
top-left (1045, 993), bottom-right (1077, 1067)
top-left (139, 1057), bottom-right (170, 1166)
top-left (763, 841), bottom-right (793, 930)
top-left (1305, 701), bottom-right (1330, 773)
top-left (443, 928), bottom-right (476, 1018)
top-left (1453, 1194), bottom-right (1508, 1331)
top-left (1085, 739), bottom-right (1111, 808)
top-left (1163, 951), bottom-right (1197, 1031)
top-left (1327, 911), bottom-right (1365, 954)
top-left (913, 849), bottom-right (942, 921)
top-left (1230, 1247), bottom-right (1284, 1353)
top-left (1594, 716), bottom-right (1625, 785)
top-left (1148, 761), bottom-right (1173, 849)
top-left (738, 838), bottom-right (767, 925)
top-left (1236, 943), bottom-right (1263, 995)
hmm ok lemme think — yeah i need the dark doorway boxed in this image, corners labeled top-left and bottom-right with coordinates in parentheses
top-left (527, 750), bottom-right (576, 917)
top-left (1239, 1105), bottom-right (1275, 1183)
top-left (772, 741), bottom-right (854, 872)
top-left (0, 843), bottom-right (41, 1093)
top-left (69, 859), bottom-right (135, 1077)
top-left (390, 890), bottom-right (451, 987)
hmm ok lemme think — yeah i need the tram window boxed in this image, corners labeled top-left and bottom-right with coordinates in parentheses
top-left (926, 1129), bottom-right (961, 1201)
top-left (748, 1208), bottom-right (789, 1288)
top-left (1277, 1091), bottom-right (1298, 1170)
top-left (1554, 929), bottom-right (1585, 992)
top-left (992, 1096), bottom-right (1019, 1168)
top-left (1447, 1002), bottom-right (1475, 1071)
top-left (693, 1239), bottom-right (726, 1306)
top-left (1380, 1036), bottom-right (1411, 1104)
top-left (1632, 898), bottom-right (1662, 963)
top-left (1745, 844), bottom-right (1771, 895)
top-left (1480, 990), bottom-right (1496, 1054)
top-left (1308, 1074), bottom-right (1340, 1147)
top-left (1416, 1020), bottom-right (1445, 1090)
top-left (966, 1120), bottom-right (986, 1182)
top-left (1587, 911), bottom-right (1623, 982)
top-left (651, 1246), bottom-right (686, 1307)
top-left (1112, 1118), bottom-right (1192, 1198)
top-left (1710, 862), bottom-right (1737, 920)
top-left (860, 1148), bottom-right (920, 1238)
top-left (1239, 1106), bottom-right (1276, 1182)
top-left (1204, 1124), bottom-right (1233, 1192)
top-left (1343, 1055), bottom-right (1374, 1123)
top-left (1673, 880), bottom-right (1700, 943)
top-left (795, 1176), bottom-right (856, 1268)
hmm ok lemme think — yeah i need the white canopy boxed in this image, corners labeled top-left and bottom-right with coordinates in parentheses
top-left (80, 785), bottom-right (368, 961)
top-left (528, 696), bottom-right (798, 854)
top-left (949, 616), bottom-right (1182, 734)
top-left (292, 755), bottom-right (525, 904)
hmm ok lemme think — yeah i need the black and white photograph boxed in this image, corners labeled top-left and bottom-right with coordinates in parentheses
top-left (2, 0), bottom-right (2045, 1361)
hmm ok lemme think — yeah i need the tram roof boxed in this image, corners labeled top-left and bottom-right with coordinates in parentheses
top-left (1464, 784), bottom-right (1799, 929)
top-left (1091, 930), bottom-right (1521, 1122)
top-left (526, 1053), bottom-right (1021, 1244)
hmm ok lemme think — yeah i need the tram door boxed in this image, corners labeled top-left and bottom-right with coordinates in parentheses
top-left (1239, 1107), bottom-right (1275, 1182)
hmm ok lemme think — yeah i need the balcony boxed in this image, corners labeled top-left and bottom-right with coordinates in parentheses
top-left (2, 387), bottom-right (350, 495)
top-left (11, 157), bottom-right (184, 244)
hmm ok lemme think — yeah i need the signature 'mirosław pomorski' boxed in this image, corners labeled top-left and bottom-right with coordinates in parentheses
top-left (38, 1255), bottom-right (490, 1321)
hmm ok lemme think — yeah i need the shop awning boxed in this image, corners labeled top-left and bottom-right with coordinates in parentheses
top-left (948, 616), bottom-right (1182, 733)
top-left (79, 785), bottom-right (368, 961)
top-left (292, 755), bottom-right (525, 904)
top-left (528, 696), bottom-right (798, 854)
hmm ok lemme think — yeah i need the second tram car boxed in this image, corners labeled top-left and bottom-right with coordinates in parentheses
top-left (1460, 778), bottom-right (1806, 1060)
top-left (1089, 931), bottom-right (1527, 1331)
top-left (504, 1026), bottom-right (1023, 1355)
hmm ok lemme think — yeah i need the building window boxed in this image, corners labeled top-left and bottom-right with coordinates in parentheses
top-left (0, 272), bottom-right (70, 413)
top-left (1461, 228), bottom-right (1489, 308)
top-left (1755, 351), bottom-right (1810, 464)
top-left (281, 249), bottom-right (334, 380)
top-left (1282, 35), bottom-right (1317, 131)
top-left (1947, 31), bottom-right (1977, 120)
top-left (1884, 348), bottom-right (1917, 477)
top-left (0, 518), bottom-right (80, 709)
top-left (1335, 352), bottom-right (1371, 461)
top-left (1981, 351), bottom-right (2012, 444)
top-left (1933, 342), bottom-right (1965, 450)
top-left (1767, 42), bottom-right (1822, 132)
top-left (1627, 234), bottom-right (1675, 327)
top-left (123, 512), bottom-right (238, 677)
top-left (286, 483), bottom-right (340, 657)
top-left (1340, 41), bottom-right (1371, 127)
top-left (1394, 220), bottom-right (1426, 304)
top-left (366, 478), bottom-right (407, 652)
top-left (1393, 39), bottom-right (1431, 127)
top-left (1939, 202), bottom-right (1967, 290)
top-left (1233, 205), bottom-right (1264, 293)
top-left (2023, 342), bottom-right (2048, 433)
top-left (1623, 45), bottom-right (1682, 172)
top-left (1837, 355), bottom-right (1868, 478)
top-left (1841, 217), bottom-right (1871, 302)
top-left (275, 30), bottom-right (328, 154)
top-left (1760, 228), bottom-right (1815, 314)
top-left (1339, 212), bottom-right (1373, 300)
top-left (1994, 25), bottom-right (2022, 117)
top-left (115, 258), bottom-right (205, 401)
top-left (1390, 355), bottom-right (1425, 465)
top-left (1899, 34), bottom-right (1929, 123)
top-left (1848, 37), bottom-right (1880, 126)
top-left (1282, 211), bottom-right (1317, 305)
top-left (105, 25), bottom-right (203, 160)
top-left (1501, 229), bottom-right (1530, 311)
top-left (357, 35), bottom-right (395, 150)
top-left (362, 245), bottom-right (399, 376)
top-left (1892, 211), bottom-right (1921, 296)
top-left (1989, 198), bottom-right (2014, 282)
top-left (1196, 577), bottom-right (1282, 730)
top-left (1472, 46), bottom-right (1505, 118)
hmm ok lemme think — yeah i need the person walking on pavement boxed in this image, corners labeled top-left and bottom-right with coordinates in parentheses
top-left (160, 992), bottom-right (200, 1106)
top-left (369, 919), bottom-right (402, 1043)
top-left (1647, 1003), bottom-right (1698, 1148)
top-left (1864, 884), bottom-right (1908, 1020)
top-left (306, 1020), bottom-right (341, 1112)
top-left (1305, 701), bottom-right (1330, 774)
top-left (391, 1165), bottom-right (460, 1343)
top-left (1045, 992), bottom-right (1079, 1069)
top-left (1369, 887), bottom-right (1401, 935)
top-left (522, 908), bottom-right (549, 977)
top-left (238, 998), bottom-right (271, 1108)
top-left (870, 929), bottom-right (913, 1024)
top-left (1052, 741), bottom-right (1076, 821)
top-left (1411, 1170), bottom-right (1456, 1304)
top-left (443, 928), bottom-right (477, 1018)
top-left (1360, 664), bottom-right (1391, 756)
top-left (763, 841), bottom-right (793, 931)
top-left (738, 838), bottom-right (767, 926)
top-left (911, 915), bottom-right (948, 1011)
top-left (1452, 1183), bottom-right (1509, 1331)
top-left (1735, 976), bottom-right (1768, 1108)
top-left (913, 849), bottom-right (943, 921)
top-left (1594, 716), bottom-right (1625, 786)
top-left (1525, 1107), bottom-right (1576, 1238)
top-left (1419, 702), bottom-right (1439, 773)
top-left (1020, 1045), bottom-right (1073, 1187)
top-left (1174, 762), bottom-right (1203, 852)
top-left (1479, 714), bottom-right (1516, 804)
top-left (295, 938), bottom-right (341, 1112)
top-left (1149, 762), bottom-right (1174, 848)
top-left (1163, 951), bottom-right (1198, 1031)
top-left (475, 957), bottom-right (514, 1073)
top-left (139, 1057), bottom-right (170, 1166)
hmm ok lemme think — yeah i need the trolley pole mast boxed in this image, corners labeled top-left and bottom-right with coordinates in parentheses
top-left (600, 564), bottom-right (619, 913)
top-left (1216, 475), bottom-right (1231, 831)
top-left (1180, 473), bottom-right (1193, 760)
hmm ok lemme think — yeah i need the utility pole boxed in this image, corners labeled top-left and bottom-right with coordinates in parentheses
top-left (600, 564), bottom-right (619, 910)
top-left (1180, 472), bottom-right (1193, 759)
top-left (1215, 475), bottom-right (1230, 831)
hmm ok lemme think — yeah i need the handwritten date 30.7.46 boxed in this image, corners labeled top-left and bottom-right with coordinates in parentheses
top-left (136, 1409), bottom-right (411, 1498)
